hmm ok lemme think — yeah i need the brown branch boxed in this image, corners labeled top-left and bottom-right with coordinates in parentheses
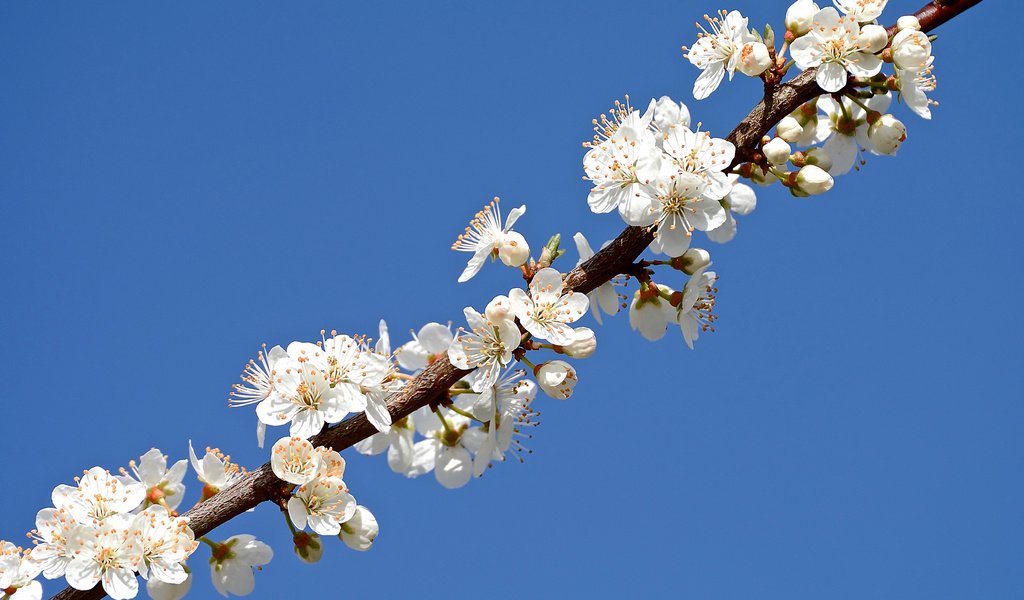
top-left (50, 1), bottom-right (981, 598)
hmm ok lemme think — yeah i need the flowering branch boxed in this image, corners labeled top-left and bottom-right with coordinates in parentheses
top-left (44, 2), bottom-right (981, 599)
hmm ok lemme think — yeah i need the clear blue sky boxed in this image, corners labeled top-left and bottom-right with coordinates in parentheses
top-left (1, 1), bottom-right (1018, 599)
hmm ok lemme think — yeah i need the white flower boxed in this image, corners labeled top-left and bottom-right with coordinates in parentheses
top-left (891, 28), bottom-right (932, 71)
top-left (661, 126), bottom-right (736, 201)
top-left (794, 164), bottom-right (835, 195)
top-left (497, 231), bottom-right (530, 268)
top-left (27, 508), bottom-right (77, 579)
top-left (628, 169), bottom-right (724, 257)
top-left (451, 198), bottom-right (527, 282)
top-left (132, 506), bottom-right (196, 585)
top-left (790, 8), bottom-right (883, 93)
top-left (256, 360), bottom-right (342, 439)
top-left (339, 506), bottom-right (379, 552)
top-left (230, 344), bottom-right (289, 448)
top-left (120, 449), bottom-right (188, 513)
top-left (395, 323), bottom-right (453, 372)
top-left (52, 467), bottom-right (145, 525)
top-left (412, 409), bottom-right (474, 489)
top-left (786, 0), bottom-right (820, 36)
top-left (776, 115), bottom-right (806, 144)
top-left (707, 177), bottom-right (756, 244)
top-left (291, 531), bottom-right (323, 564)
top-left (188, 442), bottom-right (246, 497)
top-left (146, 572), bottom-right (191, 600)
top-left (270, 437), bottom-right (321, 485)
top-left (867, 114), bottom-right (907, 155)
top-left (460, 368), bottom-right (538, 474)
top-left (562, 327), bottom-right (597, 358)
top-left (675, 268), bottom-right (719, 350)
top-left (535, 361), bottom-right (578, 400)
top-left (447, 306), bottom-right (521, 391)
top-left (509, 268), bottom-right (588, 345)
top-left (484, 295), bottom-right (513, 323)
top-left (573, 233), bottom-right (619, 325)
top-left (65, 515), bottom-right (142, 600)
top-left (814, 94), bottom-right (891, 174)
top-left (208, 535), bottom-right (272, 597)
top-left (0, 542), bottom-right (42, 600)
top-left (685, 10), bottom-right (756, 99)
top-left (287, 476), bottom-right (356, 536)
top-left (858, 24), bottom-right (889, 54)
top-left (583, 98), bottom-right (661, 215)
top-left (833, 0), bottom-right (887, 22)
top-left (629, 285), bottom-right (677, 341)
top-left (897, 62), bottom-right (936, 120)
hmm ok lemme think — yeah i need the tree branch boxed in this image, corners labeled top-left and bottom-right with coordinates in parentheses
top-left (50, 1), bottom-right (982, 598)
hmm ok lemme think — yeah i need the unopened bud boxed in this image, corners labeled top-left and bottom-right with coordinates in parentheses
top-left (891, 29), bottom-right (932, 71)
top-left (680, 248), bottom-right (711, 275)
top-left (294, 531), bottom-right (323, 564)
top-left (762, 137), bottom-right (792, 166)
top-left (563, 327), bottom-right (597, 359)
top-left (868, 114), bottom-right (907, 155)
top-left (785, 0), bottom-right (818, 36)
top-left (794, 164), bottom-right (834, 195)
top-left (857, 24), bottom-right (888, 54)
top-left (485, 295), bottom-right (512, 323)
top-left (498, 231), bottom-right (530, 267)
top-left (737, 42), bottom-right (772, 77)
top-left (897, 15), bottom-right (921, 31)
top-left (803, 147), bottom-right (833, 172)
top-left (776, 116), bottom-right (804, 143)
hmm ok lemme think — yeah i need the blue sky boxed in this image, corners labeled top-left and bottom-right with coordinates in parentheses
top-left (1, 1), bottom-right (1019, 599)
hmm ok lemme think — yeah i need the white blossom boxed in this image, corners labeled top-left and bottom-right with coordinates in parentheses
top-left (676, 268), bottom-right (719, 350)
top-left (629, 285), bottom-right (677, 342)
top-left (28, 508), bottom-right (77, 580)
top-left (707, 177), bottom-right (756, 244)
top-left (229, 344), bottom-right (288, 448)
top-left (535, 361), bottom-right (579, 400)
top-left (208, 535), bottom-right (272, 598)
top-left (339, 506), bottom-right (379, 552)
top-left (897, 62), bottom-right (937, 120)
top-left (52, 467), bottom-right (145, 526)
top-left (146, 572), bottom-right (191, 600)
top-left (685, 10), bottom-right (756, 99)
top-left (867, 114), bottom-right (907, 155)
top-left (891, 28), bottom-right (932, 71)
top-left (790, 8), bottom-right (883, 93)
top-left (562, 327), bottom-right (597, 359)
top-left (786, 0), bottom-right (820, 36)
top-left (0, 542), bottom-right (42, 600)
top-left (188, 442), bottom-right (246, 496)
top-left (833, 0), bottom-right (888, 23)
top-left (447, 306), bottom-right (521, 392)
top-left (65, 515), bottom-right (142, 600)
top-left (132, 506), bottom-right (196, 585)
top-left (794, 164), bottom-right (835, 195)
top-left (120, 449), bottom-right (188, 513)
top-left (270, 437), bottom-right (321, 485)
top-left (451, 198), bottom-right (528, 282)
top-left (509, 268), bottom-right (588, 346)
top-left (287, 476), bottom-right (356, 536)
top-left (583, 98), bottom-right (661, 215)
top-left (395, 323), bottom-right (453, 372)
top-left (661, 126), bottom-right (736, 202)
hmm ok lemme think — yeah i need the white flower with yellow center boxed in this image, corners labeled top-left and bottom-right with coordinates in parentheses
top-left (28, 507), bottom-right (77, 580)
top-left (64, 515), bottom-right (142, 600)
top-left (0, 541), bottom-right (42, 600)
top-left (661, 126), bottom-right (736, 202)
top-left (583, 97), bottom-right (662, 216)
top-left (395, 323), bottom-right (453, 372)
top-left (270, 437), bottom-right (321, 485)
top-left (625, 168), bottom-right (726, 257)
top-left (509, 268), bottom-right (588, 346)
top-left (451, 198), bottom-right (528, 282)
top-left (256, 360), bottom-right (341, 439)
top-left (132, 505), bottom-right (196, 586)
top-left (685, 10), bottom-right (756, 99)
top-left (188, 442), bottom-right (247, 497)
top-left (51, 467), bottom-right (145, 526)
top-left (119, 448), bottom-right (188, 513)
top-left (229, 344), bottom-right (288, 447)
top-left (447, 305), bottom-right (521, 392)
top-left (790, 7), bottom-right (883, 93)
top-left (897, 61), bottom-right (937, 120)
top-left (287, 476), bottom-right (356, 536)
top-left (707, 175), bottom-right (757, 244)
top-left (207, 535), bottom-right (272, 598)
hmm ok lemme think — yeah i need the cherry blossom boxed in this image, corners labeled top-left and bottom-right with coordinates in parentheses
top-left (509, 268), bottom-right (588, 346)
top-left (685, 10), bottom-right (757, 99)
top-left (207, 535), bottom-right (272, 597)
top-left (119, 448), bottom-right (188, 513)
top-left (790, 7), bottom-right (883, 92)
top-left (447, 306), bottom-right (521, 392)
top-left (451, 198), bottom-right (528, 282)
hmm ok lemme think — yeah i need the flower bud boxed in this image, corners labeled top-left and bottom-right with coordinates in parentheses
top-left (748, 167), bottom-right (778, 187)
top-left (680, 248), bottom-right (711, 275)
top-left (897, 15), bottom-right (921, 31)
top-left (485, 294), bottom-right (512, 323)
top-left (776, 116), bottom-right (804, 143)
top-left (147, 573), bottom-right (192, 600)
top-left (563, 327), bottom-right (597, 359)
top-left (293, 531), bottom-right (323, 564)
top-left (737, 42), bottom-right (772, 77)
top-left (857, 24), bottom-right (888, 54)
top-left (868, 114), bottom-right (907, 155)
top-left (762, 137), bottom-right (792, 166)
top-left (803, 147), bottom-right (833, 172)
top-left (535, 360), bottom-right (578, 399)
top-left (629, 285), bottom-right (675, 341)
top-left (794, 164), bottom-right (834, 195)
top-left (339, 506), bottom-right (379, 551)
top-left (785, 0), bottom-right (819, 36)
top-left (498, 231), bottom-right (530, 267)
top-left (891, 29), bottom-right (931, 71)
